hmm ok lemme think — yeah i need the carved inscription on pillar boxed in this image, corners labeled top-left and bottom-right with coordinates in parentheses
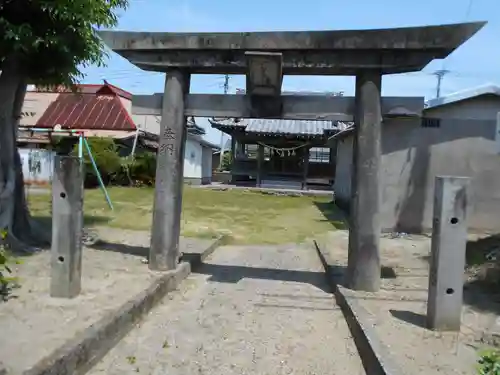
top-left (159, 127), bottom-right (176, 156)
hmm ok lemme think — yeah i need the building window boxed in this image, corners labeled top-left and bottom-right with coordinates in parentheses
top-left (421, 117), bottom-right (441, 128)
top-left (309, 147), bottom-right (330, 163)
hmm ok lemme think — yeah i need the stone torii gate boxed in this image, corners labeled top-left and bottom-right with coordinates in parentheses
top-left (98, 21), bottom-right (484, 292)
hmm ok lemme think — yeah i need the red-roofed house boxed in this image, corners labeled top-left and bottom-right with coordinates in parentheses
top-left (17, 82), bottom-right (220, 186)
top-left (19, 82), bottom-right (137, 141)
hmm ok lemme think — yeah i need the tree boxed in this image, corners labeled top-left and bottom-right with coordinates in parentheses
top-left (0, 0), bottom-right (128, 251)
top-left (219, 152), bottom-right (232, 171)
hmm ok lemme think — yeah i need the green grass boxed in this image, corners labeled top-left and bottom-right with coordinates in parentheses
top-left (27, 186), bottom-right (346, 244)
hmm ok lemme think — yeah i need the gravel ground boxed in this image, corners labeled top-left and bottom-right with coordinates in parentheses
top-left (0, 229), bottom-right (214, 374)
top-left (89, 243), bottom-right (365, 375)
top-left (316, 230), bottom-right (500, 375)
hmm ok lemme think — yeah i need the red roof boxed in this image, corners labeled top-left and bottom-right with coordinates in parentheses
top-left (77, 83), bottom-right (133, 100)
top-left (36, 92), bottom-right (136, 131)
top-left (33, 82), bottom-right (132, 100)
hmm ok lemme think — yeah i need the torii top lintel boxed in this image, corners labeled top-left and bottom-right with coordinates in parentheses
top-left (98, 22), bottom-right (485, 76)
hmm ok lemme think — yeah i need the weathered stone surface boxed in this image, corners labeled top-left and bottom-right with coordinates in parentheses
top-left (50, 156), bottom-right (84, 299)
top-left (427, 176), bottom-right (470, 331)
top-left (132, 93), bottom-right (424, 121)
top-left (98, 23), bottom-right (485, 51)
top-left (98, 22), bottom-right (486, 75)
top-left (347, 71), bottom-right (382, 292)
top-left (150, 70), bottom-right (190, 271)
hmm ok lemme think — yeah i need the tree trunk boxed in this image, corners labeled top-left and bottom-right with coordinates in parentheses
top-left (0, 56), bottom-right (50, 252)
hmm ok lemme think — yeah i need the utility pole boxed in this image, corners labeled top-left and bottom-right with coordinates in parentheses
top-left (434, 70), bottom-right (449, 99)
top-left (219, 74), bottom-right (230, 167)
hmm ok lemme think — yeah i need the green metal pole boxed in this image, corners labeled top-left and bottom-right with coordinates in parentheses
top-left (82, 137), bottom-right (114, 211)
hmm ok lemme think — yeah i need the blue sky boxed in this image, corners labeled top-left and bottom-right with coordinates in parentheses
top-left (82, 0), bottom-right (500, 144)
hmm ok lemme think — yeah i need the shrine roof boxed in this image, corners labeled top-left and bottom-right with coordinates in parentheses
top-left (98, 22), bottom-right (486, 75)
top-left (209, 118), bottom-right (348, 138)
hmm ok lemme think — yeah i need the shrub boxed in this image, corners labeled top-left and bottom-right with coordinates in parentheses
top-left (478, 349), bottom-right (500, 374)
top-left (111, 151), bottom-right (157, 187)
top-left (72, 137), bottom-right (122, 187)
top-left (130, 152), bottom-right (157, 186)
top-left (0, 230), bottom-right (21, 300)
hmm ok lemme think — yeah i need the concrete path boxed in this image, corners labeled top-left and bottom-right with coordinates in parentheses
top-left (89, 243), bottom-right (365, 375)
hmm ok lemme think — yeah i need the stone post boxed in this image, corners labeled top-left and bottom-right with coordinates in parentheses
top-left (427, 176), bottom-right (469, 331)
top-left (230, 136), bottom-right (237, 183)
top-left (329, 143), bottom-right (337, 187)
top-left (50, 156), bottom-right (84, 298)
top-left (257, 143), bottom-right (264, 187)
top-left (150, 70), bottom-right (190, 271)
top-left (302, 147), bottom-right (310, 190)
top-left (347, 70), bottom-right (382, 292)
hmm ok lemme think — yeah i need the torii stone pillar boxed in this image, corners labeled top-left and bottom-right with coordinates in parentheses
top-left (150, 70), bottom-right (190, 271)
top-left (347, 71), bottom-right (382, 292)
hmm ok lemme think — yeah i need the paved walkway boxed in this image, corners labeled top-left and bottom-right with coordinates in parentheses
top-left (89, 244), bottom-right (365, 375)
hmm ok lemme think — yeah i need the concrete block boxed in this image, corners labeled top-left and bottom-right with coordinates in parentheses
top-left (427, 175), bottom-right (469, 331)
top-left (50, 156), bottom-right (84, 299)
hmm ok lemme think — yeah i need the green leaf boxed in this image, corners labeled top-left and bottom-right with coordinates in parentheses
top-left (1, 0), bottom-right (129, 85)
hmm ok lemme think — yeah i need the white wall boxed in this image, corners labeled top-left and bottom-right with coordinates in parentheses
top-left (19, 148), bottom-right (55, 184)
top-left (201, 146), bottom-right (213, 182)
top-left (184, 137), bottom-right (203, 179)
top-left (132, 114), bottom-right (161, 134)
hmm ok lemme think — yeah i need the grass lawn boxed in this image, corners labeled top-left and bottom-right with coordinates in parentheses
top-left (27, 186), bottom-right (345, 245)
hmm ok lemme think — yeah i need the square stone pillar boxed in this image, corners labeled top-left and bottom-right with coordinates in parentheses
top-left (150, 70), bottom-right (191, 271)
top-left (51, 156), bottom-right (84, 298)
top-left (347, 70), bottom-right (382, 292)
top-left (427, 176), bottom-right (469, 331)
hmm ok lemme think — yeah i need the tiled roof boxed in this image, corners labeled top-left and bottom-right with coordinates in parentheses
top-left (210, 118), bottom-right (339, 137)
top-left (247, 119), bottom-right (336, 136)
top-left (35, 93), bottom-right (136, 131)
